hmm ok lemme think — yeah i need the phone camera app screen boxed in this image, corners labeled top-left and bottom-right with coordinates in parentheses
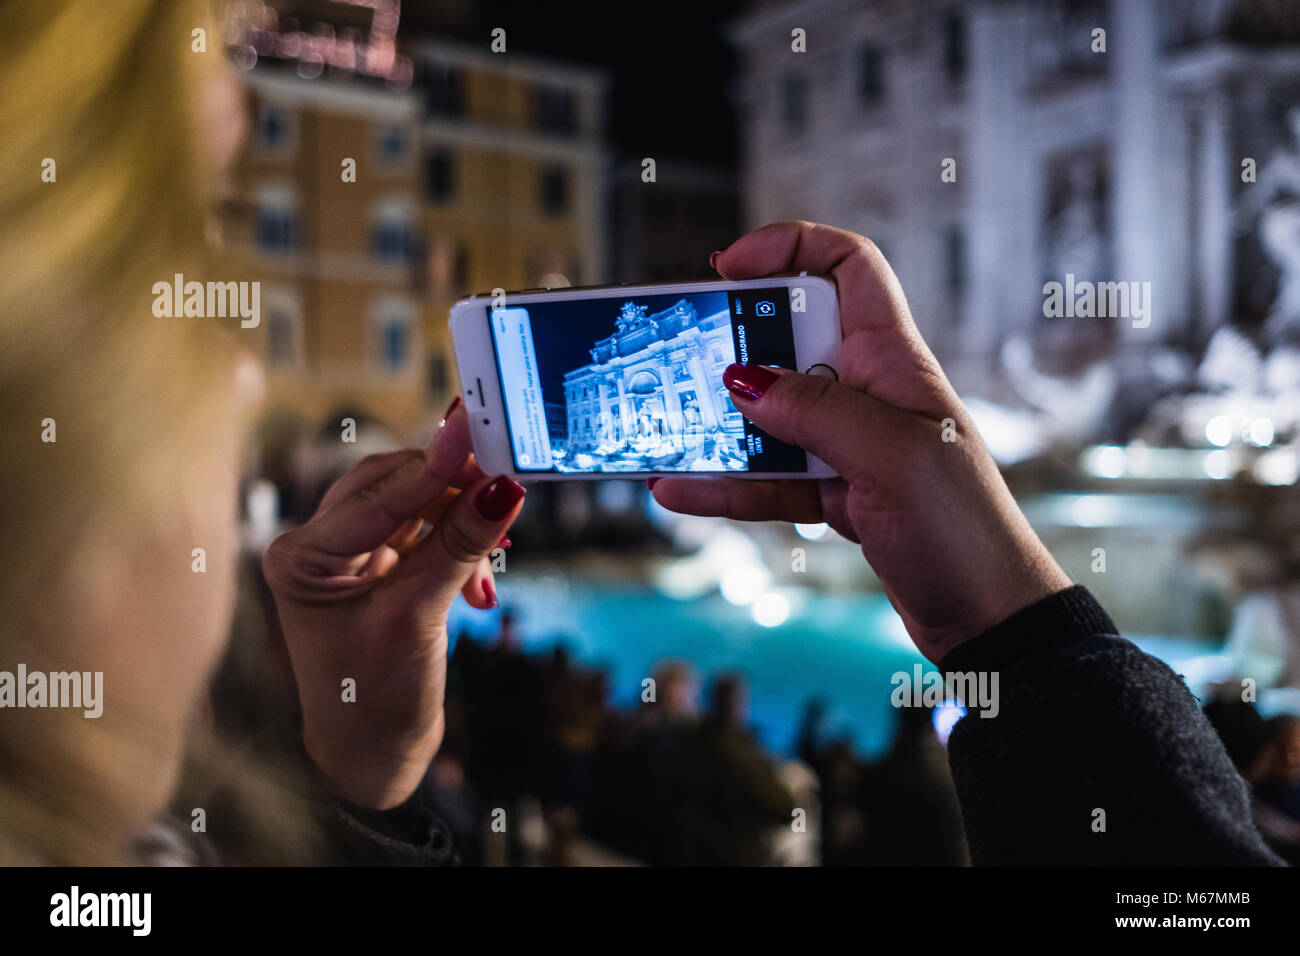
top-left (488, 288), bottom-right (808, 474)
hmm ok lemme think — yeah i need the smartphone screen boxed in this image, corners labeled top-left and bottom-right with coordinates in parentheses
top-left (485, 285), bottom-right (810, 474)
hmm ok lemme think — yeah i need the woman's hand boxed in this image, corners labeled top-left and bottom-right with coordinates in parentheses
top-left (651, 221), bottom-right (1071, 663)
top-left (262, 401), bottom-right (525, 809)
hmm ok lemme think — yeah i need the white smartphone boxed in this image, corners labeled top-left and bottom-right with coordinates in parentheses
top-left (448, 275), bottom-right (841, 480)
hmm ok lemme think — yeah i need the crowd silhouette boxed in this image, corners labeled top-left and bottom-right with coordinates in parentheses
top-left (408, 616), bottom-right (972, 866)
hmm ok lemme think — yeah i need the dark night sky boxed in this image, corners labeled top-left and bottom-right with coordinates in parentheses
top-left (399, 0), bottom-right (743, 165)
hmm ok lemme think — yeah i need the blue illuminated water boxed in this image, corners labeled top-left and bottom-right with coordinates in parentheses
top-left (448, 573), bottom-right (1221, 759)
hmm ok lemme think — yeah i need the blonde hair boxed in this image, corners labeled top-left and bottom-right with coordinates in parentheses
top-left (0, 0), bottom-right (250, 863)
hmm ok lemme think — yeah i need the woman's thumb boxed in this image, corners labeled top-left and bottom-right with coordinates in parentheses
top-left (722, 363), bottom-right (892, 483)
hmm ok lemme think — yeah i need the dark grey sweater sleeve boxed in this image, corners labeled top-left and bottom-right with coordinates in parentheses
top-left (319, 784), bottom-right (458, 866)
top-left (290, 733), bottom-right (457, 866)
top-left (939, 585), bottom-right (1283, 866)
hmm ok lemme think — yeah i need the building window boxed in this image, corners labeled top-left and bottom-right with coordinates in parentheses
top-left (266, 312), bottom-right (287, 367)
top-left (264, 288), bottom-right (303, 369)
top-left (372, 201), bottom-right (417, 263)
top-left (268, 311), bottom-right (305, 367)
top-left (535, 85), bottom-right (576, 134)
top-left (256, 207), bottom-right (297, 251)
top-left (255, 103), bottom-right (294, 152)
top-left (373, 302), bottom-right (414, 372)
top-left (255, 186), bottom-right (298, 253)
top-left (424, 62), bottom-right (465, 118)
top-left (540, 166), bottom-right (569, 217)
top-left (267, 312), bottom-right (292, 366)
top-left (376, 125), bottom-right (408, 163)
top-left (943, 13), bottom-right (967, 83)
top-left (857, 46), bottom-right (886, 107)
top-left (426, 149), bottom-right (456, 202)
top-left (381, 319), bottom-right (409, 370)
top-left (372, 219), bottom-right (415, 262)
top-left (782, 73), bottom-right (807, 134)
top-left (944, 225), bottom-right (965, 299)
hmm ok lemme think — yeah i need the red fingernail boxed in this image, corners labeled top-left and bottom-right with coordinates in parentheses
top-left (475, 476), bottom-right (525, 521)
top-left (496, 535), bottom-right (512, 549)
top-left (722, 363), bottom-right (779, 401)
top-left (482, 578), bottom-right (498, 608)
top-left (443, 395), bottom-right (462, 420)
top-left (646, 478), bottom-right (660, 491)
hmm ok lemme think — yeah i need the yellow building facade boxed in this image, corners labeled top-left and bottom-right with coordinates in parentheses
top-left (225, 41), bottom-right (606, 439)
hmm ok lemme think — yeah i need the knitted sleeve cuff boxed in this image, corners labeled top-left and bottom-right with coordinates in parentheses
top-left (938, 584), bottom-right (1119, 677)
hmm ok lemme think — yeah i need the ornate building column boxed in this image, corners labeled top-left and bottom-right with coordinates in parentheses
top-left (688, 352), bottom-right (719, 428)
top-left (614, 370), bottom-right (632, 439)
top-left (658, 355), bottom-right (683, 434)
top-left (963, 1), bottom-right (1022, 359)
top-left (1114, 0), bottom-right (1164, 343)
top-left (1196, 88), bottom-right (1233, 338)
top-left (597, 375), bottom-right (613, 440)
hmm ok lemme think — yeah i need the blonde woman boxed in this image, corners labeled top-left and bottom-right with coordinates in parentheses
top-left (0, 2), bottom-right (1281, 869)
top-left (0, 0), bottom-right (522, 864)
